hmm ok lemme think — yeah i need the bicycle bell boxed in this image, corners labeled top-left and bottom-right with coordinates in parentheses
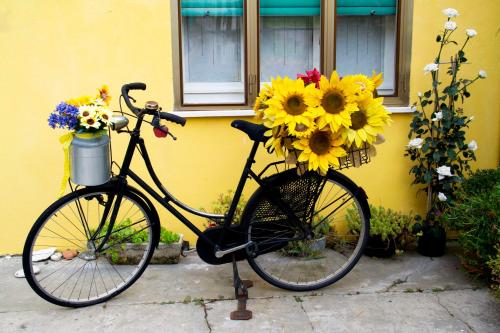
top-left (145, 100), bottom-right (159, 111)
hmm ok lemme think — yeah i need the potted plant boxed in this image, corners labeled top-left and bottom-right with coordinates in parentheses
top-left (280, 216), bottom-right (331, 258)
top-left (404, 8), bottom-right (485, 257)
top-left (347, 205), bottom-right (415, 258)
top-left (98, 220), bottom-right (183, 264)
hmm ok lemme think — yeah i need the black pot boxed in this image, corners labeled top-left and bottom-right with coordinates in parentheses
top-left (363, 236), bottom-right (396, 258)
top-left (417, 225), bottom-right (446, 257)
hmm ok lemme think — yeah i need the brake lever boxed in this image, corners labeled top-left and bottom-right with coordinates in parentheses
top-left (127, 94), bottom-right (137, 103)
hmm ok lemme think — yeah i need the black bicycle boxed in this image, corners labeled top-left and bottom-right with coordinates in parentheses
top-left (23, 83), bottom-right (370, 309)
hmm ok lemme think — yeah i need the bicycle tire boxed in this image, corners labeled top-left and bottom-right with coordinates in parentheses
top-left (243, 168), bottom-right (370, 291)
top-left (23, 186), bottom-right (156, 307)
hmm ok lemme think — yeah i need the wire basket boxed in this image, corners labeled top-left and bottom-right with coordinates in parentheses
top-left (284, 143), bottom-right (372, 172)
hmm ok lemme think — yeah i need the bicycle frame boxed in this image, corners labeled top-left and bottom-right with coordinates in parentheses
top-left (99, 114), bottom-right (266, 252)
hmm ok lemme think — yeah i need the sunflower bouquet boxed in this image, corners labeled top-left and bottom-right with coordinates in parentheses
top-left (48, 85), bottom-right (112, 133)
top-left (254, 69), bottom-right (392, 174)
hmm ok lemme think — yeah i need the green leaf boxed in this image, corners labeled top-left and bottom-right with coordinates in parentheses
top-left (448, 149), bottom-right (457, 159)
top-left (433, 151), bottom-right (441, 162)
top-left (424, 90), bottom-right (432, 98)
top-left (424, 171), bottom-right (433, 184)
top-left (436, 35), bottom-right (442, 42)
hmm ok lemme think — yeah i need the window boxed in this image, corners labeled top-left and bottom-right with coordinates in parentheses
top-left (171, 0), bottom-right (412, 110)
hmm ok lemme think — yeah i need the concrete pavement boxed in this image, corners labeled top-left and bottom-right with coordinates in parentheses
top-left (0, 248), bottom-right (498, 332)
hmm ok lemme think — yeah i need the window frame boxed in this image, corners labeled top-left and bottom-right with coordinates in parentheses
top-left (171, 0), bottom-right (413, 112)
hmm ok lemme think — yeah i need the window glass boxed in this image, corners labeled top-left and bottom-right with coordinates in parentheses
top-left (259, 0), bottom-right (321, 83)
top-left (180, 0), bottom-right (245, 104)
top-left (335, 0), bottom-right (398, 95)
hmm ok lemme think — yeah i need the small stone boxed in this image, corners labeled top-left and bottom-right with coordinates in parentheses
top-left (50, 252), bottom-right (62, 261)
top-left (32, 247), bottom-right (56, 262)
top-left (14, 266), bottom-right (40, 278)
top-left (62, 249), bottom-right (78, 260)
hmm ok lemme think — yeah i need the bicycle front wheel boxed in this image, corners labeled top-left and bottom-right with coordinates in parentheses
top-left (243, 168), bottom-right (370, 291)
top-left (23, 186), bottom-right (156, 307)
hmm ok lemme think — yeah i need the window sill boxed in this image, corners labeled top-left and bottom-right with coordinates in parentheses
top-left (171, 106), bottom-right (413, 118)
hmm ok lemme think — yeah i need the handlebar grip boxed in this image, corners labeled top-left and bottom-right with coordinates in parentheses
top-left (159, 112), bottom-right (186, 127)
top-left (121, 83), bottom-right (147, 114)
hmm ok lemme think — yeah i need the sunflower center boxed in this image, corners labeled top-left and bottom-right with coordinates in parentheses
top-left (350, 111), bottom-right (367, 130)
top-left (322, 90), bottom-right (345, 114)
top-left (87, 118), bottom-right (95, 125)
top-left (82, 111), bottom-right (90, 117)
top-left (284, 95), bottom-right (306, 116)
top-left (295, 123), bottom-right (308, 133)
top-left (309, 131), bottom-right (331, 155)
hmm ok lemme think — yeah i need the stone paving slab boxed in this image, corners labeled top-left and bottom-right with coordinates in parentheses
top-left (0, 250), bottom-right (498, 333)
top-left (0, 302), bottom-right (207, 333)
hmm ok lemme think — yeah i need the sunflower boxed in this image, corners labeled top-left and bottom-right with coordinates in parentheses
top-left (286, 120), bottom-right (316, 138)
top-left (293, 129), bottom-right (347, 174)
top-left (265, 77), bottom-right (318, 128)
top-left (254, 83), bottom-right (273, 123)
top-left (98, 85), bottom-right (111, 105)
top-left (67, 95), bottom-right (92, 107)
top-left (264, 126), bottom-right (291, 157)
top-left (343, 74), bottom-right (375, 101)
top-left (342, 96), bottom-right (392, 148)
top-left (370, 71), bottom-right (383, 89)
top-left (306, 72), bottom-right (358, 132)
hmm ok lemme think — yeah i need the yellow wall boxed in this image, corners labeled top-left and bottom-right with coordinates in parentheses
top-left (0, 0), bottom-right (499, 254)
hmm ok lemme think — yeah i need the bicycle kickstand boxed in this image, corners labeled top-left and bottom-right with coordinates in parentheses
top-left (230, 255), bottom-right (253, 320)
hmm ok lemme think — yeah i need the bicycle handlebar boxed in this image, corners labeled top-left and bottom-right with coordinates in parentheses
top-left (158, 111), bottom-right (186, 127)
top-left (121, 82), bottom-right (146, 114)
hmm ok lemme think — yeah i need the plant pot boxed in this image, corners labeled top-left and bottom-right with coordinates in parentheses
top-left (107, 234), bottom-right (183, 265)
top-left (363, 236), bottom-right (396, 258)
top-left (417, 226), bottom-right (446, 257)
top-left (308, 236), bottom-right (327, 252)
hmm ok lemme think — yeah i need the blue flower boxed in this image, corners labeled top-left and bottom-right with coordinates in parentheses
top-left (48, 113), bottom-right (59, 129)
top-left (48, 102), bottom-right (79, 130)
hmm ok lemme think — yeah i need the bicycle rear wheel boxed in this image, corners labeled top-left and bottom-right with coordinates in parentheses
top-left (23, 186), bottom-right (156, 307)
top-left (243, 168), bottom-right (370, 291)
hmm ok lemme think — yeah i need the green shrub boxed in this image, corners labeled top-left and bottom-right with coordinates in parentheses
top-left (444, 168), bottom-right (500, 284)
top-left (92, 219), bottom-right (180, 244)
top-left (202, 190), bottom-right (246, 226)
top-left (347, 205), bottom-right (415, 250)
top-left (159, 228), bottom-right (180, 244)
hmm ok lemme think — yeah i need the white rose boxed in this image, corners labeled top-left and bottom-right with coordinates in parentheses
top-left (442, 8), bottom-right (459, 18)
top-left (468, 140), bottom-right (478, 151)
top-left (469, 116), bottom-right (475, 121)
top-left (438, 192), bottom-right (447, 202)
top-left (407, 138), bottom-right (424, 149)
top-left (424, 63), bottom-right (439, 74)
top-left (432, 111), bottom-right (443, 121)
top-left (444, 21), bottom-right (457, 31)
top-left (478, 70), bottom-right (487, 78)
top-left (466, 29), bottom-right (477, 37)
top-left (417, 92), bottom-right (423, 97)
top-left (436, 165), bottom-right (453, 180)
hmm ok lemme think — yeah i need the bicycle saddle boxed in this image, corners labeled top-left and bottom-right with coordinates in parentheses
top-left (231, 120), bottom-right (268, 143)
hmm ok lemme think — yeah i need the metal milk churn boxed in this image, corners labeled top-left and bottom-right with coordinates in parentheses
top-left (70, 133), bottom-right (111, 186)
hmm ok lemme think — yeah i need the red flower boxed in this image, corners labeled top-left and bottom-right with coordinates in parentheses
top-left (297, 68), bottom-right (321, 88)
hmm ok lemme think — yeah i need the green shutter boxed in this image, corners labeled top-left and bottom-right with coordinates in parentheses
top-left (260, 0), bottom-right (320, 16)
top-left (337, 0), bottom-right (396, 16)
top-left (181, 0), bottom-right (243, 17)
top-left (180, 0), bottom-right (396, 17)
